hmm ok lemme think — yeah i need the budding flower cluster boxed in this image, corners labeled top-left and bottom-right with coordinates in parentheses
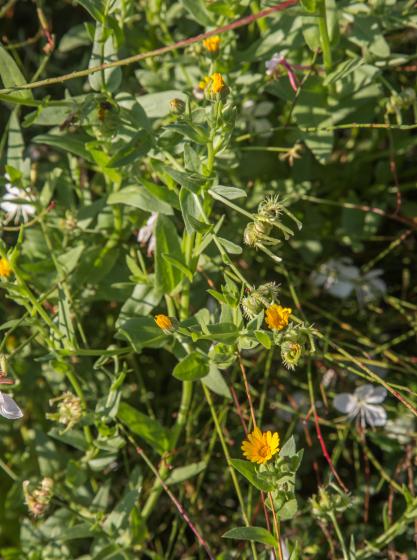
top-left (48, 392), bottom-right (83, 432)
top-left (23, 478), bottom-right (54, 517)
top-left (243, 195), bottom-right (302, 250)
top-left (241, 282), bottom-right (280, 318)
top-left (310, 485), bottom-right (351, 520)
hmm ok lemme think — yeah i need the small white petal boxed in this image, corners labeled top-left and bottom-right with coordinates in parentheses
top-left (327, 280), bottom-right (354, 299)
top-left (355, 384), bottom-right (375, 401)
top-left (364, 404), bottom-right (387, 427)
top-left (366, 386), bottom-right (387, 404)
top-left (0, 392), bottom-right (23, 420)
top-left (333, 393), bottom-right (358, 414)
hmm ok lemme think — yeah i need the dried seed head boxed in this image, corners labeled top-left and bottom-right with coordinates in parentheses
top-left (23, 478), bottom-right (54, 517)
top-left (48, 392), bottom-right (83, 432)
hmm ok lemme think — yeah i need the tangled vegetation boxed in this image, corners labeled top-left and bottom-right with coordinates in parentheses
top-left (0, 0), bottom-right (417, 558)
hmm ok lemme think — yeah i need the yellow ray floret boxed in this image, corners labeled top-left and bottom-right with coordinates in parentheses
top-left (0, 258), bottom-right (12, 278)
top-left (265, 304), bottom-right (292, 331)
top-left (241, 427), bottom-right (280, 465)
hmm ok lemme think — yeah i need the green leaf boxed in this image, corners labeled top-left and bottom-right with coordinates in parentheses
top-left (7, 111), bottom-right (26, 175)
top-left (0, 45), bottom-right (33, 100)
top-left (88, 23), bottom-right (121, 92)
top-left (141, 178), bottom-right (180, 210)
top-left (137, 91), bottom-right (187, 119)
top-left (280, 436), bottom-right (296, 457)
top-left (106, 133), bottom-right (152, 167)
top-left (181, 0), bottom-right (214, 26)
top-left (255, 330), bottom-right (272, 349)
top-left (300, 0), bottom-right (317, 12)
top-left (103, 467), bottom-right (142, 531)
top-left (173, 352), bottom-right (210, 381)
top-left (58, 24), bottom-right (92, 52)
top-left (179, 188), bottom-right (207, 233)
top-left (116, 317), bottom-right (167, 351)
top-left (223, 526), bottom-right (278, 548)
top-left (231, 459), bottom-right (275, 492)
top-left (59, 523), bottom-right (94, 541)
top-left (118, 402), bottom-right (170, 454)
top-left (162, 253), bottom-right (194, 281)
top-left (155, 215), bottom-right (185, 294)
top-left (201, 363), bottom-right (231, 399)
top-left (210, 185), bottom-right (247, 200)
top-left (169, 122), bottom-right (209, 144)
top-left (48, 428), bottom-right (88, 452)
top-left (280, 498), bottom-right (298, 521)
top-left (200, 323), bottom-right (240, 344)
top-left (32, 132), bottom-right (94, 161)
top-left (160, 165), bottom-right (207, 193)
top-left (76, 0), bottom-right (105, 21)
top-left (108, 185), bottom-right (173, 214)
top-left (216, 236), bottom-right (242, 255)
top-left (165, 461), bottom-right (206, 485)
top-left (117, 283), bottom-right (162, 323)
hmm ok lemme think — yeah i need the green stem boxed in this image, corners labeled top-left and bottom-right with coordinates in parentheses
top-left (202, 384), bottom-right (258, 560)
top-left (329, 512), bottom-right (349, 560)
top-left (318, 0), bottom-right (333, 74)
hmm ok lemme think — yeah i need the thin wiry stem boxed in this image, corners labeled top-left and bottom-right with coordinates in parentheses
top-left (0, 0), bottom-right (298, 95)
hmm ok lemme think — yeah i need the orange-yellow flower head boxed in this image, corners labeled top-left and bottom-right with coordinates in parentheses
top-left (210, 72), bottom-right (227, 95)
top-left (203, 36), bottom-right (221, 54)
top-left (242, 427), bottom-right (280, 465)
top-left (265, 304), bottom-right (292, 331)
top-left (0, 258), bottom-right (12, 278)
top-left (154, 314), bottom-right (173, 331)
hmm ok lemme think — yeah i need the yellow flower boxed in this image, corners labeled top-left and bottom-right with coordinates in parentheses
top-left (0, 258), bottom-right (12, 278)
top-left (265, 304), bottom-right (292, 331)
top-left (242, 427), bottom-right (280, 465)
top-left (154, 314), bottom-right (173, 331)
top-left (210, 72), bottom-right (226, 94)
top-left (203, 36), bottom-right (221, 53)
top-left (198, 76), bottom-right (210, 91)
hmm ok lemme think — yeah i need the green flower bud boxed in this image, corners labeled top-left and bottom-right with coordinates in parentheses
top-left (281, 340), bottom-right (302, 370)
top-left (170, 98), bottom-right (186, 115)
top-left (241, 282), bottom-right (280, 318)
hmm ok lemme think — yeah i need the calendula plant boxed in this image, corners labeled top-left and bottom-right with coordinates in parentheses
top-left (1, 1), bottom-right (417, 559)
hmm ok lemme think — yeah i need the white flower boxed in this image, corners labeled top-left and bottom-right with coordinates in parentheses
top-left (310, 258), bottom-right (386, 304)
top-left (333, 384), bottom-right (387, 428)
top-left (310, 258), bottom-right (359, 299)
top-left (1, 176), bottom-right (35, 224)
top-left (137, 212), bottom-right (157, 257)
top-left (265, 53), bottom-right (284, 76)
top-left (0, 391), bottom-right (23, 420)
